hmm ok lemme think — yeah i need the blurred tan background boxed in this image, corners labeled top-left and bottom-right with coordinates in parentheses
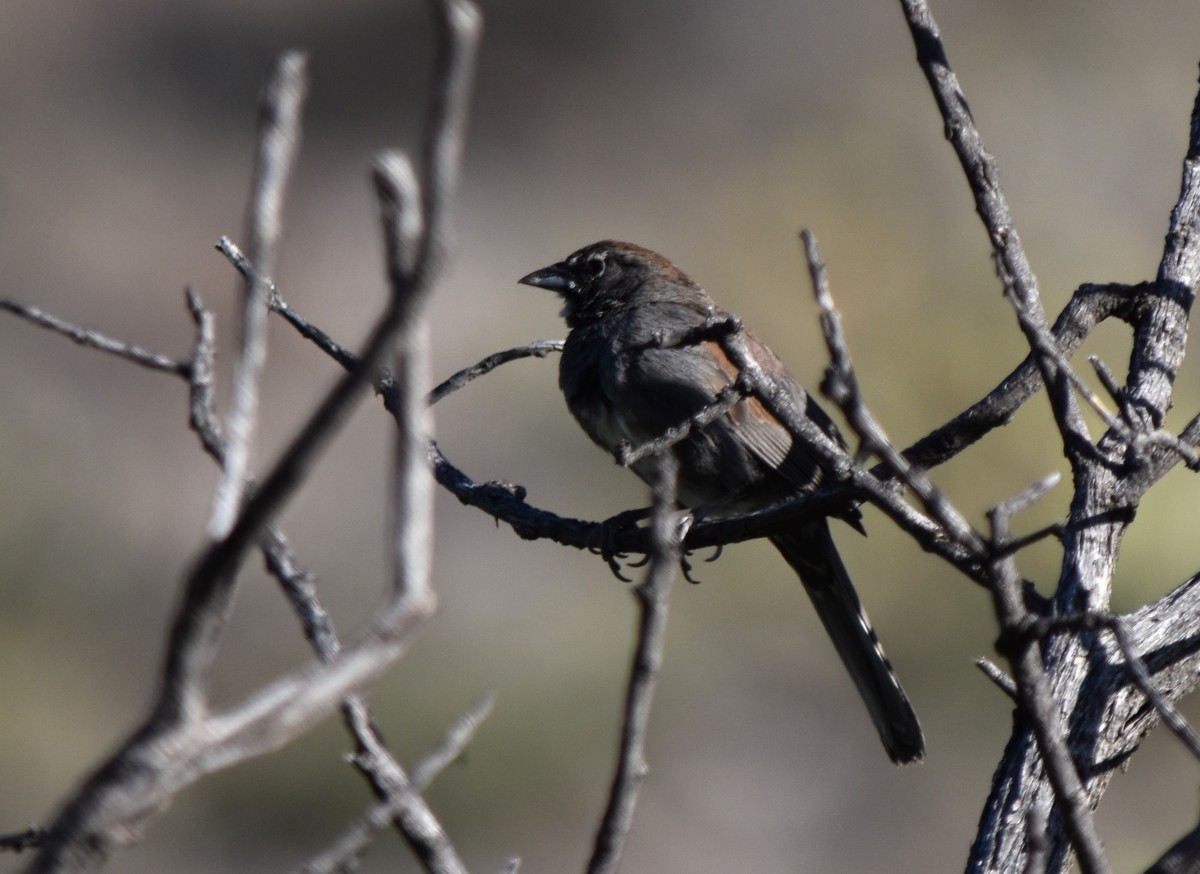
top-left (5, 1), bottom-right (1200, 871)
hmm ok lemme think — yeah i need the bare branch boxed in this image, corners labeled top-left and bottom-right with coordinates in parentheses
top-left (975, 658), bottom-right (1017, 701)
top-left (187, 281), bottom-right (461, 870)
top-left (294, 691), bottom-right (496, 874)
top-left (803, 229), bottom-right (983, 554)
top-left (153, 53), bottom-right (313, 729)
top-left (898, 0), bottom-right (1093, 474)
top-left (376, 153), bottom-right (435, 613)
top-left (967, 48), bottom-right (1200, 874)
top-left (416, 0), bottom-right (481, 276)
top-left (1022, 612), bottom-right (1200, 765)
top-left (1134, 65), bottom-right (1200, 432)
top-left (0, 827), bottom-right (45, 854)
top-left (1108, 620), bottom-right (1200, 763)
top-left (427, 340), bottom-right (565, 405)
top-left (0, 297), bottom-right (189, 375)
top-left (803, 223), bottom-right (1111, 868)
top-left (184, 287), bottom-right (224, 459)
top-left (411, 690), bottom-right (498, 789)
top-left (904, 282), bottom-right (1140, 470)
top-left (985, 499), bottom-right (1110, 874)
top-left (218, 235), bottom-right (366, 375)
top-left (587, 453), bottom-right (681, 874)
top-left (210, 51), bottom-right (308, 539)
top-left (24, 3), bottom-right (483, 865)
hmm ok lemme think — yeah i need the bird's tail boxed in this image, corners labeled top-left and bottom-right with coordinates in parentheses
top-left (770, 521), bottom-right (925, 764)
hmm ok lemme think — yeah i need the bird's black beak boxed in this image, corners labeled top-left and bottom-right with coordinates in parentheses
top-left (518, 261), bottom-right (577, 295)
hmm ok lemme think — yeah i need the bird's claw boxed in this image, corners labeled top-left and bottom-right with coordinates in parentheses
top-left (586, 507), bottom-right (652, 582)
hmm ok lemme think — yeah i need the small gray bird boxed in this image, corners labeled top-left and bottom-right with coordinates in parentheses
top-left (520, 240), bottom-right (924, 764)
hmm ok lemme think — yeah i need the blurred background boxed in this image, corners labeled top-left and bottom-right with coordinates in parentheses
top-left (4, 0), bottom-right (1200, 871)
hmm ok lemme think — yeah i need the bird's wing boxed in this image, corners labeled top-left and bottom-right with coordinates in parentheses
top-left (614, 307), bottom-right (830, 499)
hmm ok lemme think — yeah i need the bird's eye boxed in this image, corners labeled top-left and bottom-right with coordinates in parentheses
top-left (585, 255), bottom-right (606, 277)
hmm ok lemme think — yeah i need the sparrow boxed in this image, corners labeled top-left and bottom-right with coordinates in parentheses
top-left (519, 240), bottom-right (924, 764)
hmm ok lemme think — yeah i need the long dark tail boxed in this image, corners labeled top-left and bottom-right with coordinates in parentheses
top-left (770, 520), bottom-right (925, 764)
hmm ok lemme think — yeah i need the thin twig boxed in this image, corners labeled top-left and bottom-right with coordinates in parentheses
top-left (427, 340), bottom-right (565, 405)
top-left (976, 658), bottom-right (1017, 701)
top-left (185, 291), bottom-right (346, 662)
top-left (902, 282), bottom-right (1140, 471)
top-left (586, 453), bottom-right (681, 874)
top-left (0, 298), bottom-right (189, 375)
top-left (802, 229), bottom-right (984, 553)
top-left (0, 827), bottom-right (45, 854)
top-left (410, 690), bottom-right (498, 789)
top-left (414, 0), bottom-right (480, 279)
top-left (217, 235), bottom-right (367, 376)
top-left (991, 522), bottom-right (1064, 561)
top-left (1085, 347), bottom-right (1200, 470)
top-left (619, 375), bottom-right (752, 468)
top-left (210, 51), bottom-right (308, 539)
top-left (899, 0), bottom-right (1092, 473)
top-left (293, 802), bottom-right (403, 874)
top-left (184, 287), bottom-right (224, 457)
top-left (221, 236), bottom-right (568, 430)
top-left (295, 691), bottom-right (497, 874)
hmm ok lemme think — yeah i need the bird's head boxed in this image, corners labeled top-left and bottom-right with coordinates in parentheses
top-left (518, 240), bottom-right (695, 326)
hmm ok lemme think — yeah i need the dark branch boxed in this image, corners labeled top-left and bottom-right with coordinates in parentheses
top-left (0, 298), bottom-right (190, 376)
